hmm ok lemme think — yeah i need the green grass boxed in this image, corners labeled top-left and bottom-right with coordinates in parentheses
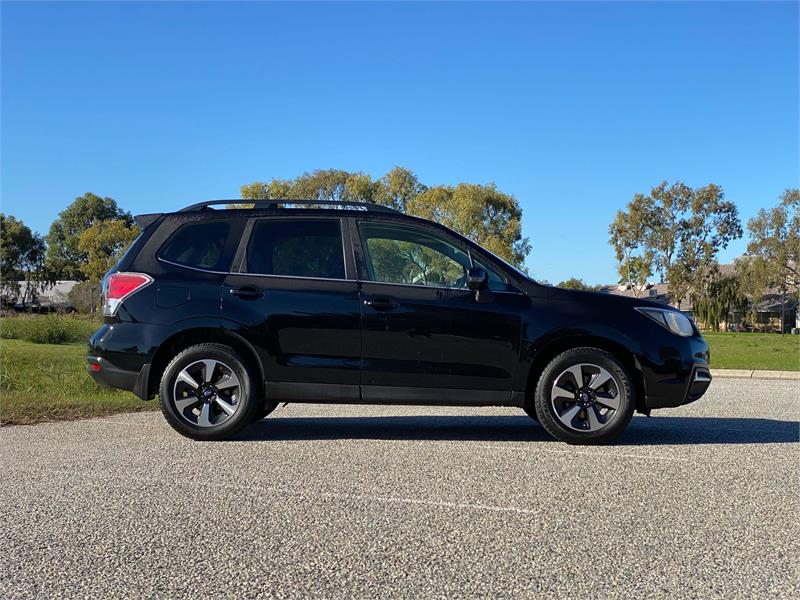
top-left (0, 339), bottom-right (156, 425)
top-left (705, 332), bottom-right (800, 371)
top-left (0, 314), bottom-right (99, 345)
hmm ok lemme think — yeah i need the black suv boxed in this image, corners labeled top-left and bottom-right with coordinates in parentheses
top-left (88, 199), bottom-right (711, 444)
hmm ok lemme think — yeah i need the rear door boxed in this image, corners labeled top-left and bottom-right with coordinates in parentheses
top-left (221, 216), bottom-right (361, 403)
top-left (353, 218), bottom-right (527, 405)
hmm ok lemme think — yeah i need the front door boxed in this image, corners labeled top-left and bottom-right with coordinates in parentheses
top-left (354, 219), bottom-right (527, 405)
top-left (221, 217), bottom-right (361, 403)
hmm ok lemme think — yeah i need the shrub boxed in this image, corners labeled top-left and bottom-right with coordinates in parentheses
top-left (25, 315), bottom-right (74, 344)
top-left (68, 281), bottom-right (102, 314)
top-left (0, 315), bottom-right (98, 345)
top-left (0, 317), bottom-right (22, 339)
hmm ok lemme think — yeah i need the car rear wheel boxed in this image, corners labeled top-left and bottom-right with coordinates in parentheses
top-left (159, 343), bottom-right (258, 440)
top-left (533, 347), bottom-right (635, 444)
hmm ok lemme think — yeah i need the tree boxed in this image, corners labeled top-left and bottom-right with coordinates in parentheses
top-left (375, 167), bottom-right (426, 211)
top-left (691, 274), bottom-right (747, 331)
top-left (76, 219), bottom-right (140, 281)
top-left (343, 172), bottom-right (379, 204)
top-left (291, 169), bottom-right (352, 203)
top-left (46, 193), bottom-right (133, 279)
top-left (556, 278), bottom-right (602, 292)
top-left (240, 179), bottom-right (293, 200)
top-left (609, 181), bottom-right (741, 304)
top-left (608, 202), bottom-right (654, 297)
top-left (667, 183), bottom-right (743, 304)
top-left (0, 214), bottom-right (48, 306)
top-left (241, 170), bottom-right (379, 206)
top-left (408, 183), bottom-right (530, 267)
top-left (241, 168), bottom-right (532, 268)
top-left (68, 281), bottom-right (102, 314)
top-left (738, 188), bottom-right (799, 333)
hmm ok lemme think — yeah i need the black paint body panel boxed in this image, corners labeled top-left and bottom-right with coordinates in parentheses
top-left (221, 274), bottom-right (362, 386)
top-left (359, 283), bottom-right (526, 391)
top-left (88, 208), bottom-right (711, 411)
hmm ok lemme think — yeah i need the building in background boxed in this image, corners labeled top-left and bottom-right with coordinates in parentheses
top-left (7, 281), bottom-right (78, 312)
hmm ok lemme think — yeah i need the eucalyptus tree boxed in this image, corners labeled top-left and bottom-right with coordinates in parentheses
top-left (738, 188), bottom-right (799, 332)
top-left (241, 168), bottom-right (531, 268)
top-left (609, 181), bottom-right (741, 305)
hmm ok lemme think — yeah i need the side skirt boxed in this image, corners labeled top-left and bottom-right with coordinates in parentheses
top-left (266, 382), bottom-right (357, 403)
top-left (266, 381), bottom-right (524, 407)
top-left (363, 385), bottom-right (515, 406)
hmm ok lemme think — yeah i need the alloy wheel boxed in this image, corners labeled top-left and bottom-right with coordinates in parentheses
top-left (172, 359), bottom-right (242, 428)
top-left (550, 363), bottom-right (621, 432)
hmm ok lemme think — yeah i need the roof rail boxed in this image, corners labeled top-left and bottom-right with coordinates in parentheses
top-left (178, 199), bottom-right (400, 214)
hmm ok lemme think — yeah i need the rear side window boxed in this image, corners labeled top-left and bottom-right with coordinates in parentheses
top-left (246, 219), bottom-right (345, 279)
top-left (159, 220), bottom-right (231, 270)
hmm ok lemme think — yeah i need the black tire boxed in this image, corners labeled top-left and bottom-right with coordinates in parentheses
top-left (523, 406), bottom-right (539, 422)
top-left (533, 347), bottom-right (635, 445)
top-left (159, 343), bottom-right (258, 441)
top-left (251, 401), bottom-right (277, 423)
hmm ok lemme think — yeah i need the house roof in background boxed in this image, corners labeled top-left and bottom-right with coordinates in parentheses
top-left (11, 280), bottom-right (77, 306)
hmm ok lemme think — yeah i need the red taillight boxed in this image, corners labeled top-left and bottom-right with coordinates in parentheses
top-left (108, 273), bottom-right (151, 298)
top-left (103, 272), bottom-right (152, 316)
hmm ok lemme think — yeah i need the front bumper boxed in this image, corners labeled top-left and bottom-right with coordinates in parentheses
top-left (686, 366), bottom-right (712, 402)
top-left (640, 333), bottom-right (712, 410)
top-left (87, 355), bottom-right (151, 400)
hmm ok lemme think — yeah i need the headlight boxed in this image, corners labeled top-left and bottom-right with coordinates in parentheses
top-left (635, 307), bottom-right (695, 337)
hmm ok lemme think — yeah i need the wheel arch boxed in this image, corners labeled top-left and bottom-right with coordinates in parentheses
top-left (147, 327), bottom-right (265, 401)
top-left (525, 334), bottom-right (647, 414)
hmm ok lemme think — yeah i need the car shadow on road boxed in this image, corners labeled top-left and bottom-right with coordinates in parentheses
top-left (237, 414), bottom-right (799, 445)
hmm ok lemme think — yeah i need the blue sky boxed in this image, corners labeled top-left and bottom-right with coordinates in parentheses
top-left (2, 1), bottom-right (797, 284)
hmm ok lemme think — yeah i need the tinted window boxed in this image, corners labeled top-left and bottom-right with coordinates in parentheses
top-left (246, 220), bottom-right (345, 279)
top-left (160, 220), bottom-right (231, 270)
top-left (359, 222), bottom-right (513, 291)
top-left (359, 223), bottom-right (472, 288)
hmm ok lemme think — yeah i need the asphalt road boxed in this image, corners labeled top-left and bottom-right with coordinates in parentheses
top-left (1, 379), bottom-right (798, 599)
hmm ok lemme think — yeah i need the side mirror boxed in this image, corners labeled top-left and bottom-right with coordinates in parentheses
top-left (467, 268), bottom-right (488, 291)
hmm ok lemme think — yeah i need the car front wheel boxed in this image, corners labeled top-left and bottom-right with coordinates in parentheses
top-left (533, 347), bottom-right (635, 444)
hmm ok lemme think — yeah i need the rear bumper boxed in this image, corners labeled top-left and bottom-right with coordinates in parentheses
top-left (87, 355), bottom-right (151, 400)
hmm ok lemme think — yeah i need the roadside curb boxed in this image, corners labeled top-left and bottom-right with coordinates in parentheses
top-left (711, 368), bottom-right (800, 380)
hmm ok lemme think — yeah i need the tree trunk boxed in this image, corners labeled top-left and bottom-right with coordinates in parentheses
top-left (780, 289), bottom-right (786, 335)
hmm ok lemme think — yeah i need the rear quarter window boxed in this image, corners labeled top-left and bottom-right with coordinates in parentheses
top-left (159, 220), bottom-right (232, 271)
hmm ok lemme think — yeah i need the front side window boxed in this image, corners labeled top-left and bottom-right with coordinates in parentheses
top-left (359, 222), bottom-right (473, 288)
top-left (246, 219), bottom-right (345, 279)
top-left (160, 220), bottom-right (231, 270)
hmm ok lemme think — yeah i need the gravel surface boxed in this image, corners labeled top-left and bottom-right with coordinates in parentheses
top-left (1, 379), bottom-right (798, 599)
